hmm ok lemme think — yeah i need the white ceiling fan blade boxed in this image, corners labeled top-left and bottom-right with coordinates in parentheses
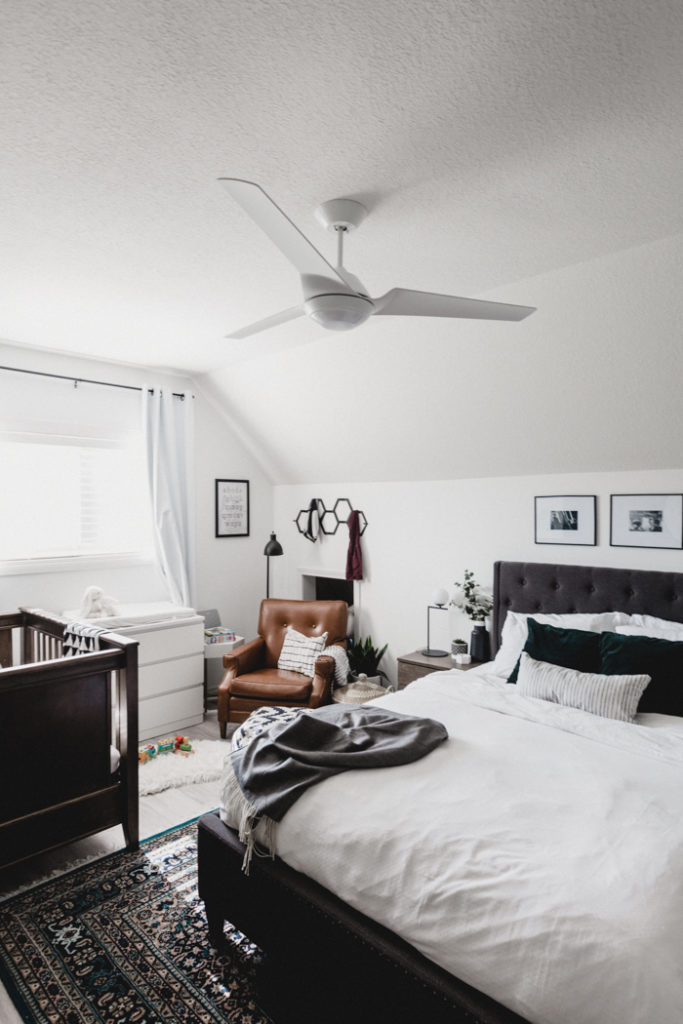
top-left (226, 305), bottom-right (305, 339)
top-left (373, 288), bottom-right (536, 322)
top-left (218, 178), bottom-right (350, 293)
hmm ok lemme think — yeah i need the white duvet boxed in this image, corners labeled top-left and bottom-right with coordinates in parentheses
top-left (225, 668), bottom-right (683, 1024)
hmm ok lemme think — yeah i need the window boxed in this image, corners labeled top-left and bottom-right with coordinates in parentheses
top-left (0, 434), bottom-right (154, 563)
top-left (0, 373), bottom-right (155, 571)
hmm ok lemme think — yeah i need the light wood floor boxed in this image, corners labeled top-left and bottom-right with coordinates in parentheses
top-left (0, 712), bottom-right (234, 1024)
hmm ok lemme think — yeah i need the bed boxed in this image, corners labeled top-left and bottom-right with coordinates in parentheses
top-left (197, 560), bottom-right (683, 1024)
top-left (0, 608), bottom-right (139, 869)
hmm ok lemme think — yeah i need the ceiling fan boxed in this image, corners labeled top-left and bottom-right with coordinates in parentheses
top-left (219, 178), bottom-right (536, 338)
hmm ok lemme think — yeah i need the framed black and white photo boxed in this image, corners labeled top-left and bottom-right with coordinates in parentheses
top-left (610, 494), bottom-right (683, 549)
top-left (535, 495), bottom-right (596, 546)
top-left (215, 479), bottom-right (249, 537)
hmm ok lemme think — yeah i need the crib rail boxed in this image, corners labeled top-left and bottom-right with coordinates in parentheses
top-left (0, 607), bottom-right (81, 667)
top-left (0, 608), bottom-right (139, 869)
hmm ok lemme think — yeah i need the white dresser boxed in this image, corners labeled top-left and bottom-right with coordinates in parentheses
top-left (61, 602), bottom-right (205, 741)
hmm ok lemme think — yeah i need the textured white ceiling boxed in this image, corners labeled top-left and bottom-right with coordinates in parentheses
top-left (1, 0), bottom-right (682, 480)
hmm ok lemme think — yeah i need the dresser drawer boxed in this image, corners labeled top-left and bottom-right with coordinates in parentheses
top-left (139, 653), bottom-right (204, 700)
top-left (128, 622), bottom-right (204, 666)
top-left (139, 687), bottom-right (204, 741)
top-left (397, 661), bottom-right (435, 689)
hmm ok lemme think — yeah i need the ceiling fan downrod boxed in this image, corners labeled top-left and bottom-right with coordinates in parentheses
top-left (335, 225), bottom-right (346, 269)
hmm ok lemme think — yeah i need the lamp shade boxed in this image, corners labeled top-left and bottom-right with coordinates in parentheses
top-left (431, 587), bottom-right (449, 607)
top-left (264, 532), bottom-right (283, 557)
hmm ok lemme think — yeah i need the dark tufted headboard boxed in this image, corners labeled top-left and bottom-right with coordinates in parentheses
top-left (491, 561), bottom-right (683, 657)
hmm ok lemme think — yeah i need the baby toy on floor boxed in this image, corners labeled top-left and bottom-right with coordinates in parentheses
top-left (138, 735), bottom-right (194, 763)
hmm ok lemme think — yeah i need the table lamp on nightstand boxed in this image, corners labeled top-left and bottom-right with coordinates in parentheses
top-left (422, 588), bottom-right (450, 657)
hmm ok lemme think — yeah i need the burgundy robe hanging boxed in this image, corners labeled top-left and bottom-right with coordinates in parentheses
top-left (345, 510), bottom-right (363, 581)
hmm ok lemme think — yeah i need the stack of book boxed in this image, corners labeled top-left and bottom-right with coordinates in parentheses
top-left (204, 626), bottom-right (236, 644)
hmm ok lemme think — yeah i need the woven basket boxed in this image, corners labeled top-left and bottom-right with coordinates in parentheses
top-left (332, 680), bottom-right (386, 704)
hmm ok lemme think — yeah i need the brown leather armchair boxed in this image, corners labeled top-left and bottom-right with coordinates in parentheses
top-left (217, 598), bottom-right (348, 735)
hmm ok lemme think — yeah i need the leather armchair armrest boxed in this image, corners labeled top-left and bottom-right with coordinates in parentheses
top-left (222, 636), bottom-right (265, 676)
top-left (310, 654), bottom-right (335, 707)
top-left (217, 637), bottom-right (267, 736)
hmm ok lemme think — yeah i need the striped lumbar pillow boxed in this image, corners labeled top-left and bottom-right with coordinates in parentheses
top-left (516, 652), bottom-right (650, 723)
top-left (278, 627), bottom-right (328, 677)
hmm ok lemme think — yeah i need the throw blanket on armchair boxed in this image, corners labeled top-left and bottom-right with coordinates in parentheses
top-left (220, 703), bottom-right (447, 871)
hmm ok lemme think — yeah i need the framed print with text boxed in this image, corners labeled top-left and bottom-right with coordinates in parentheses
top-left (215, 479), bottom-right (249, 537)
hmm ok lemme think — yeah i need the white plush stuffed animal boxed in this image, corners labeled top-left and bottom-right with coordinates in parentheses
top-left (79, 585), bottom-right (120, 619)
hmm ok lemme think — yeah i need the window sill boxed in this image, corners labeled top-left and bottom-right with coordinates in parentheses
top-left (0, 553), bottom-right (157, 576)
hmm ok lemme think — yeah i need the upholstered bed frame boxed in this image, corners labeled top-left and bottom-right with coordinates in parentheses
top-left (491, 560), bottom-right (683, 655)
top-left (198, 560), bottom-right (683, 1024)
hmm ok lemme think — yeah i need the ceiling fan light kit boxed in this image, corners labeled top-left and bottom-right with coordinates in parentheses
top-left (304, 292), bottom-right (374, 330)
top-left (218, 178), bottom-right (536, 338)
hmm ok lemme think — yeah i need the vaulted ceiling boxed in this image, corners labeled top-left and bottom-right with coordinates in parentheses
top-left (2, 0), bottom-right (683, 481)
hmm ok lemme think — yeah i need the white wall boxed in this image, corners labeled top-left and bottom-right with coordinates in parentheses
top-left (274, 467), bottom-right (683, 687)
top-left (192, 386), bottom-right (274, 638)
top-left (0, 342), bottom-right (274, 635)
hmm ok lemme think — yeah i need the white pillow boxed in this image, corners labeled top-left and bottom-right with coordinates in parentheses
top-left (491, 610), bottom-right (631, 678)
top-left (516, 652), bottom-right (650, 723)
top-left (617, 614), bottom-right (683, 642)
top-left (278, 627), bottom-right (328, 676)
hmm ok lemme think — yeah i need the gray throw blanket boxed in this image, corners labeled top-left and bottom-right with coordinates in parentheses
top-left (221, 703), bottom-right (448, 871)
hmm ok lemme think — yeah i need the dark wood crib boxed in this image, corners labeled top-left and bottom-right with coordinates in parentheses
top-left (0, 608), bottom-right (139, 869)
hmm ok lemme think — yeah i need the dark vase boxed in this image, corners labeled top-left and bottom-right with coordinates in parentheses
top-left (470, 624), bottom-right (490, 663)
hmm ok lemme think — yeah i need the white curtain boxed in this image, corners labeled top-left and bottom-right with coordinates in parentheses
top-left (143, 388), bottom-right (196, 607)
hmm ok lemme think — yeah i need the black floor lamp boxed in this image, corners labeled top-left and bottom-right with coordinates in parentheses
top-left (264, 532), bottom-right (283, 598)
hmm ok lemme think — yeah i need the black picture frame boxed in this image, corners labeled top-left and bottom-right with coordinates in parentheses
top-left (610, 493), bottom-right (683, 549)
top-left (215, 479), bottom-right (249, 538)
top-left (534, 495), bottom-right (596, 546)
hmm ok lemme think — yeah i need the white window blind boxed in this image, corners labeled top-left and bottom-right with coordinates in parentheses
top-left (0, 372), bottom-right (154, 568)
top-left (0, 436), bottom-right (153, 562)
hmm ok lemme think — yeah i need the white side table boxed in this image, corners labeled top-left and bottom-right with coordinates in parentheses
top-left (204, 635), bottom-right (244, 707)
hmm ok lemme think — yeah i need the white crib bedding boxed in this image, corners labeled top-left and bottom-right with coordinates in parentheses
top-left (227, 672), bottom-right (683, 1024)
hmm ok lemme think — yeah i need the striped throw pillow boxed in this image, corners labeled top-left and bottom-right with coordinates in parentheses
top-left (517, 652), bottom-right (650, 723)
top-left (278, 627), bottom-right (328, 677)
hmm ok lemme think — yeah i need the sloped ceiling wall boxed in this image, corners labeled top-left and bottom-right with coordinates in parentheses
top-left (200, 231), bottom-right (683, 483)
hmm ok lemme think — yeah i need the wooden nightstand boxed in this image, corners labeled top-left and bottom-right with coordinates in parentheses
top-left (397, 650), bottom-right (481, 689)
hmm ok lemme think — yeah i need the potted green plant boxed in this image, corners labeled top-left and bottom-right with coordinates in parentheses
top-left (348, 636), bottom-right (388, 685)
top-left (450, 569), bottom-right (493, 662)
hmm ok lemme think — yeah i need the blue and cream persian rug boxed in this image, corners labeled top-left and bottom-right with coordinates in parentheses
top-left (0, 819), bottom-right (270, 1023)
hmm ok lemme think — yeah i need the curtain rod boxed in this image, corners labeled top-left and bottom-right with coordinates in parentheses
top-left (0, 363), bottom-right (193, 399)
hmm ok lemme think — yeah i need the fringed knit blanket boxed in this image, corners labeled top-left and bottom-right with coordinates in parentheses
top-left (220, 702), bottom-right (447, 871)
top-left (63, 621), bottom-right (109, 656)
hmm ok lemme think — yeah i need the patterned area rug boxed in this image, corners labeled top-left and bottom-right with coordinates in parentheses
top-left (0, 819), bottom-right (270, 1024)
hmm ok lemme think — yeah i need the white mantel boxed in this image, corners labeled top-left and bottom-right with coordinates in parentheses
top-left (298, 566), bottom-right (348, 580)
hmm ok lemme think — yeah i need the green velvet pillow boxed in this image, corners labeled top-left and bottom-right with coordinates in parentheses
top-left (599, 631), bottom-right (683, 717)
top-left (507, 619), bottom-right (602, 684)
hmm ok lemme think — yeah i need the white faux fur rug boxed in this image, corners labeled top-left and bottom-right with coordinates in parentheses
top-left (138, 739), bottom-right (231, 796)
